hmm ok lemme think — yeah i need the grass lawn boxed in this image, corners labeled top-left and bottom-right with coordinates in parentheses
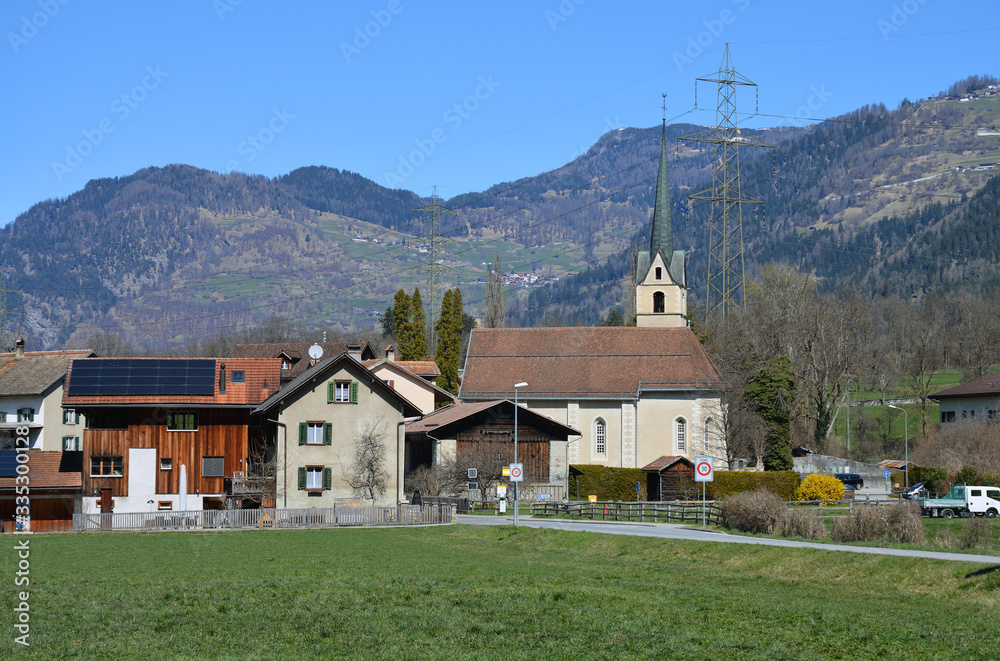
top-left (3, 525), bottom-right (999, 660)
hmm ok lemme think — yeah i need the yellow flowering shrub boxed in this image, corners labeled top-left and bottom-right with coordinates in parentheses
top-left (795, 474), bottom-right (845, 502)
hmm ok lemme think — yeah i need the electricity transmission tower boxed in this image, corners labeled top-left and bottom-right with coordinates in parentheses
top-left (680, 43), bottom-right (773, 321)
top-left (414, 186), bottom-right (456, 353)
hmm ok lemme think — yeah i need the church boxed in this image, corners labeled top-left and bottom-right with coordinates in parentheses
top-left (458, 118), bottom-right (727, 470)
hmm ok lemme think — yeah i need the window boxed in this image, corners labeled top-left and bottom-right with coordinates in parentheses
top-left (328, 380), bottom-right (358, 404)
top-left (704, 419), bottom-right (713, 453)
top-left (963, 410), bottom-right (968, 419)
top-left (653, 291), bottom-right (665, 314)
top-left (299, 466), bottom-right (332, 491)
top-left (17, 408), bottom-right (34, 423)
top-left (281, 359), bottom-right (291, 370)
top-left (158, 501), bottom-right (172, 511)
top-left (167, 412), bottom-right (198, 431)
top-left (972, 489), bottom-right (982, 497)
top-left (676, 418), bottom-right (686, 452)
top-left (64, 409), bottom-right (79, 425)
top-left (62, 436), bottom-right (79, 451)
top-left (941, 411), bottom-right (956, 423)
top-left (202, 456), bottom-right (224, 477)
top-left (160, 458), bottom-right (172, 471)
top-left (91, 456), bottom-right (122, 476)
top-left (299, 422), bottom-right (332, 445)
top-left (88, 412), bottom-right (127, 429)
top-left (988, 490), bottom-right (1000, 501)
top-left (231, 371), bottom-right (245, 384)
top-left (595, 419), bottom-right (606, 455)
top-left (655, 266), bottom-right (662, 280)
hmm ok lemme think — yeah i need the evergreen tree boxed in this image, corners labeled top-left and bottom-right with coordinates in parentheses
top-left (746, 357), bottom-right (796, 471)
top-left (406, 288), bottom-right (428, 361)
top-left (392, 289), bottom-right (413, 357)
top-left (435, 289), bottom-right (459, 395)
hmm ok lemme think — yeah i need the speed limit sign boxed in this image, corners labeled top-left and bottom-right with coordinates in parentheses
top-left (694, 457), bottom-right (714, 482)
top-left (510, 463), bottom-right (524, 482)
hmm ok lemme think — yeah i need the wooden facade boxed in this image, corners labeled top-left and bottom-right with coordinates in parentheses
top-left (643, 456), bottom-right (695, 501)
top-left (83, 408), bottom-right (251, 498)
top-left (455, 428), bottom-right (552, 482)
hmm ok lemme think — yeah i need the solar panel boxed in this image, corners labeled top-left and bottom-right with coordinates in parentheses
top-left (0, 451), bottom-right (18, 478)
top-left (67, 359), bottom-right (217, 396)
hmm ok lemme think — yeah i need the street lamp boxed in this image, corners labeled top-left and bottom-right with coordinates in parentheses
top-left (887, 404), bottom-right (908, 488)
top-left (513, 381), bottom-right (528, 527)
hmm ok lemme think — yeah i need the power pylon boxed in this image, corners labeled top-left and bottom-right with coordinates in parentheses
top-left (414, 186), bottom-right (456, 353)
top-left (680, 44), bottom-right (773, 321)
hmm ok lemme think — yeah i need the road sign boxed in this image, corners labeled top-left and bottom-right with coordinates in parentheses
top-left (883, 471), bottom-right (890, 478)
top-left (496, 485), bottom-right (507, 498)
top-left (467, 482), bottom-right (478, 491)
top-left (510, 463), bottom-right (524, 482)
top-left (694, 456), bottom-right (714, 482)
top-left (502, 466), bottom-right (511, 477)
top-left (468, 468), bottom-right (478, 479)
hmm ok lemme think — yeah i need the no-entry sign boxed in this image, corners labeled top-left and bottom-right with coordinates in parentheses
top-left (694, 457), bottom-right (714, 482)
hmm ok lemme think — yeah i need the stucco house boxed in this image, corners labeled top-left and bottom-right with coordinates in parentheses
top-left (252, 352), bottom-right (421, 508)
top-left (930, 373), bottom-right (1000, 425)
top-left (363, 345), bottom-right (454, 414)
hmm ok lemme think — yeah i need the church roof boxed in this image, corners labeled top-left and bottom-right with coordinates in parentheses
top-left (458, 327), bottom-right (726, 400)
top-left (637, 120), bottom-right (684, 285)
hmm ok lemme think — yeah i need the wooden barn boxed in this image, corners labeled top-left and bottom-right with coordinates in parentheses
top-left (0, 450), bottom-right (82, 532)
top-left (642, 455), bottom-right (695, 501)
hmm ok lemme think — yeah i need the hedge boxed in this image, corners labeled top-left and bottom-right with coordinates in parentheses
top-left (570, 464), bottom-right (647, 501)
top-left (708, 471), bottom-right (801, 501)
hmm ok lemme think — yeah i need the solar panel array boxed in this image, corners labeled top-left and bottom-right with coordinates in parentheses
top-left (67, 359), bottom-right (217, 396)
top-left (0, 451), bottom-right (19, 478)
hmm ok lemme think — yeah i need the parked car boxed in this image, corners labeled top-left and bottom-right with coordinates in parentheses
top-left (835, 473), bottom-right (864, 490)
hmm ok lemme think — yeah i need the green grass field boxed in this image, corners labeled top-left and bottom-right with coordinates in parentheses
top-left (2, 525), bottom-right (998, 660)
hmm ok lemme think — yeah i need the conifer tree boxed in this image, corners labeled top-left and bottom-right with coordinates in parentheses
top-left (435, 289), bottom-right (459, 394)
top-left (406, 288), bottom-right (428, 361)
top-left (391, 289), bottom-right (412, 356)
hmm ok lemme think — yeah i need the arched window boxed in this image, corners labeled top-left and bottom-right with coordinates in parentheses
top-left (653, 291), bottom-right (665, 313)
top-left (704, 418), bottom-right (713, 453)
top-left (595, 419), bottom-right (606, 455)
top-left (676, 418), bottom-right (686, 452)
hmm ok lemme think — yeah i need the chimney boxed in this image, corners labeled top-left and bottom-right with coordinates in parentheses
top-left (385, 345), bottom-right (395, 363)
top-left (219, 362), bottom-right (226, 395)
top-left (15, 337), bottom-right (25, 359)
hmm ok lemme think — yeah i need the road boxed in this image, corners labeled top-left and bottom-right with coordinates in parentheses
top-left (457, 514), bottom-right (1000, 565)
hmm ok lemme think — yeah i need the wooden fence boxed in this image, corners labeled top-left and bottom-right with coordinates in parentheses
top-left (531, 500), bottom-right (722, 525)
top-left (72, 504), bottom-right (455, 532)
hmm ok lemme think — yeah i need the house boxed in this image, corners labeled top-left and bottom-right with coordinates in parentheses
top-left (63, 357), bottom-right (281, 514)
top-left (929, 373), bottom-right (1000, 424)
top-left (641, 455), bottom-right (695, 501)
top-left (230, 341), bottom-right (377, 382)
top-left (0, 339), bottom-right (94, 451)
top-left (363, 345), bottom-right (454, 414)
top-left (404, 399), bottom-right (580, 494)
top-left (457, 108), bottom-right (727, 470)
top-left (252, 352), bottom-right (422, 508)
top-left (0, 450), bottom-right (83, 531)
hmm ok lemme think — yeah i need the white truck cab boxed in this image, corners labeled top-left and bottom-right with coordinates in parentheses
top-left (966, 487), bottom-right (1000, 517)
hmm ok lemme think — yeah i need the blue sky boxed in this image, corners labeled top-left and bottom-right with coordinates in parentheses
top-left (2, 0), bottom-right (997, 226)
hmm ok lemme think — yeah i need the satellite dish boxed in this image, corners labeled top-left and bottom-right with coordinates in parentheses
top-left (308, 344), bottom-right (324, 360)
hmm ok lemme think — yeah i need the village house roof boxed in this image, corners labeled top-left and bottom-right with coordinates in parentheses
top-left (0, 450), bottom-right (82, 491)
top-left (230, 341), bottom-right (377, 379)
top-left (458, 327), bottom-right (726, 400)
top-left (62, 358), bottom-right (281, 407)
top-left (363, 358), bottom-right (441, 379)
top-left (0, 350), bottom-right (94, 397)
top-left (640, 455), bottom-right (693, 472)
top-left (361, 359), bottom-right (454, 406)
top-left (929, 373), bottom-right (1000, 400)
top-left (405, 399), bottom-right (580, 439)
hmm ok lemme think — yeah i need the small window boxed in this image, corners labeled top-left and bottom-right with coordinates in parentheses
top-left (987, 490), bottom-right (1000, 501)
top-left (595, 419), bottom-right (606, 455)
top-left (17, 408), bottom-right (34, 423)
top-left (202, 456), bottom-right (224, 477)
top-left (704, 419), bottom-right (713, 453)
top-left (307, 422), bottom-right (325, 444)
top-left (676, 418), bottom-right (686, 452)
top-left (963, 411), bottom-right (968, 419)
top-left (231, 371), bottom-right (245, 384)
top-left (281, 359), bottom-right (291, 370)
top-left (158, 501), bottom-right (172, 511)
top-left (655, 266), bottom-right (662, 280)
top-left (941, 411), bottom-right (956, 423)
top-left (167, 412), bottom-right (198, 431)
top-left (306, 467), bottom-right (323, 490)
top-left (653, 291), bottom-right (665, 314)
top-left (328, 380), bottom-right (357, 404)
top-left (972, 489), bottom-right (982, 497)
top-left (88, 412), bottom-right (127, 429)
top-left (91, 456), bottom-right (122, 477)
top-left (64, 409), bottom-right (78, 425)
top-left (160, 458), bottom-right (172, 471)
top-left (63, 436), bottom-right (79, 451)
top-left (299, 466), bottom-right (332, 491)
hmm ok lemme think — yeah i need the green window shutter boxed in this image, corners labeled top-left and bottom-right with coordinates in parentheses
top-left (74, 411), bottom-right (80, 424)
top-left (298, 422), bottom-right (307, 445)
top-left (323, 467), bottom-right (332, 490)
top-left (298, 467), bottom-right (306, 490)
top-left (323, 423), bottom-right (332, 445)
top-left (73, 436), bottom-right (80, 451)
top-left (327, 381), bottom-right (335, 403)
top-left (350, 381), bottom-right (359, 404)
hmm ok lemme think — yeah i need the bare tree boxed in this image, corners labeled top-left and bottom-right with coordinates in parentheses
top-left (485, 252), bottom-right (507, 329)
top-left (454, 439), bottom-right (510, 504)
top-left (404, 459), bottom-right (463, 497)
top-left (345, 419), bottom-right (390, 505)
top-left (718, 383), bottom-right (769, 470)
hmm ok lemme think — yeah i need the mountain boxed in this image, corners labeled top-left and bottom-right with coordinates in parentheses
top-left (3, 76), bottom-right (999, 348)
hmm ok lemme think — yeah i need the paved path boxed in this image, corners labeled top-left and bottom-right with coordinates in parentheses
top-left (457, 515), bottom-right (1000, 565)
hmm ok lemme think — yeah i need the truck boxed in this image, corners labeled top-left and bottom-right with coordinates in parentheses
top-left (916, 484), bottom-right (1000, 518)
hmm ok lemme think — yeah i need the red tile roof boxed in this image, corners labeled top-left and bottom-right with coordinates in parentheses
top-left (0, 450), bottom-right (82, 491)
top-left (63, 358), bottom-right (281, 406)
top-left (405, 400), bottom-right (580, 438)
top-left (459, 327), bottom-right (726, 399)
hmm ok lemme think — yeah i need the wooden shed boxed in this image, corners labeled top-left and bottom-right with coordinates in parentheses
top-left (641, 455), bottom-right (695, 501)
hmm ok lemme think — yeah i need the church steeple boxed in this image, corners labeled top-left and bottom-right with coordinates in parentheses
top-left (649, 94), bottom-right (673, 267)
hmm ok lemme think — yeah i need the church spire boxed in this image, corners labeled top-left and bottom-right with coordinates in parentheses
top-left (649, 94), bottom-right (673, 267)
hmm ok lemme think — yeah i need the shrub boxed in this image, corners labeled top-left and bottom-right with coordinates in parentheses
top-left (886, 500), bottom-right (925, 544)
top-left (978, 472), bottom-right (1000, 488)
top-left (954, 465), bottom-right (979, 486)
top-left (570, 464), bottom-right (647, 501)
top-left (908, 466), bottom-right (949, 494)
top-left (961, 517), bottom-right (995, 550)
top-left (709, 471), bottom-right (801, 501)
top-left (795, 474), bottom-right (845, 502)
top-left (831, 501), bottom-right (925, 544)
top-left (777, 509), bottom-right (827, 540)
top-left (721, 489), bottom-right (786, 534)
